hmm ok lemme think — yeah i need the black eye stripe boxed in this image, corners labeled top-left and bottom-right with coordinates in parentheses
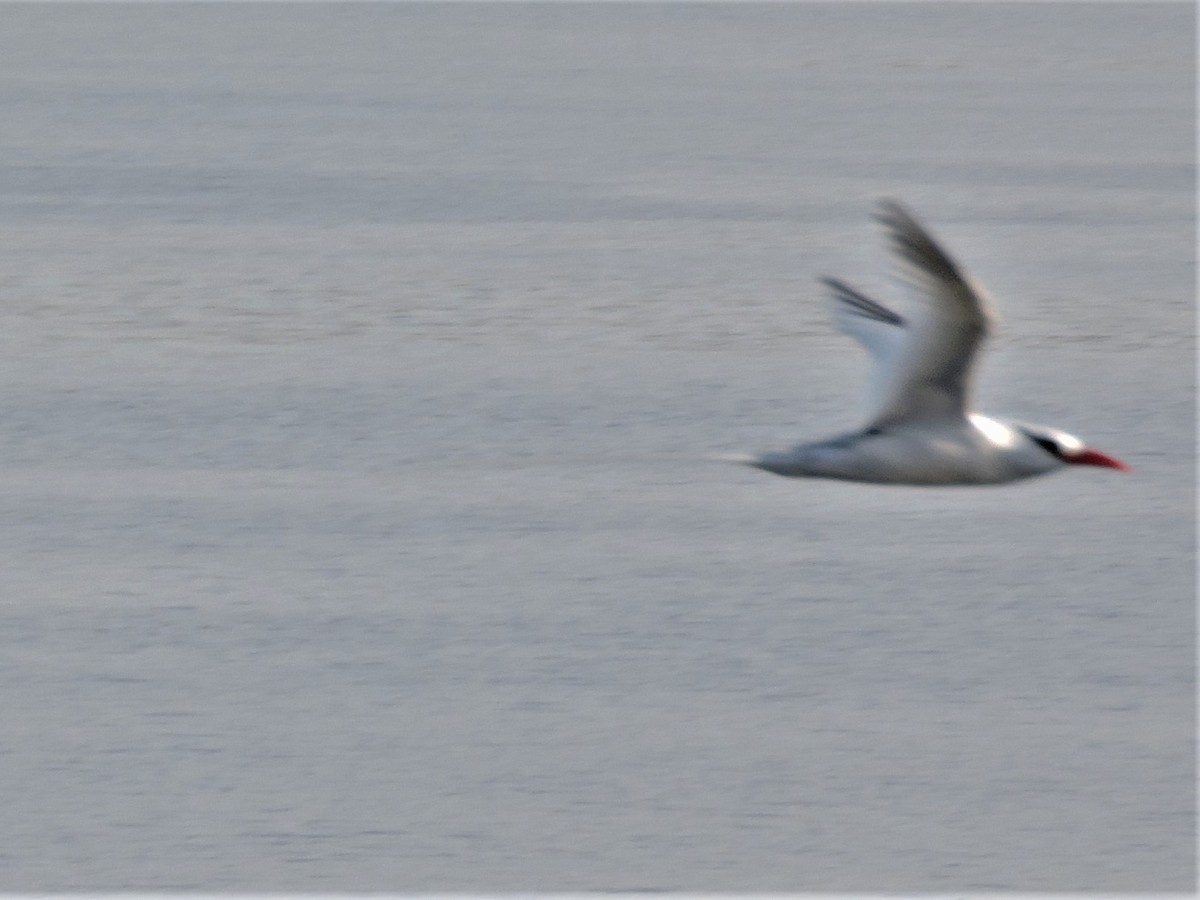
top-left (1031, 435), bottom-right (1060, 457)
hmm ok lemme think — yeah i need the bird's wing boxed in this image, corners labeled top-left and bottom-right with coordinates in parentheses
top-left (862, 199), bottom-right (997, 428)
top-left (821, 276), bottom-right (908, 423)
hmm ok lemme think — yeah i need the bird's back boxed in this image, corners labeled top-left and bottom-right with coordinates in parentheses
top-left (750, 416), bottom-right (1057, 485)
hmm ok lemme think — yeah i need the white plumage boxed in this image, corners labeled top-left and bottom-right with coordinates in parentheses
top-left (749, 200), bottom-right (1129, 486)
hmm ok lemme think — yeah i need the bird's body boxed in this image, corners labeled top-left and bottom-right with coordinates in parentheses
top-left (749, 201), bottom-right (1128, 486)
top-left (754, 414), bottom-right (1071, 485)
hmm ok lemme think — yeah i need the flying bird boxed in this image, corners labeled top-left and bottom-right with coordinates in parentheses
top-left (749, 200), bottom-right (1129, 485)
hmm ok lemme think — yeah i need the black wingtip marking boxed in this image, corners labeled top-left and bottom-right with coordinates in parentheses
top-left (874, 199), bottom-right (963, 282)
top-left (820, 276), bottom-right (905, 327)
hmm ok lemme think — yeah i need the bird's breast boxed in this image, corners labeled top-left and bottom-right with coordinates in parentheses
top-left (753, 423), bottom-right (1018, 485)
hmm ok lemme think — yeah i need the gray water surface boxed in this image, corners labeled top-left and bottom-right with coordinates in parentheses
top-left (0, 3), bottom-right (1194, 892)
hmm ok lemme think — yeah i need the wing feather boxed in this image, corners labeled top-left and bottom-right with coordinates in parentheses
top-left (864, 200), bottom-right (996, 427)
top-left (821, 276), bottom-right (907, 423)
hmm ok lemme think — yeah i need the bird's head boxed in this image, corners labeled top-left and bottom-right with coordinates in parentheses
top-left (1016, 424), bottom-right (1130, 472)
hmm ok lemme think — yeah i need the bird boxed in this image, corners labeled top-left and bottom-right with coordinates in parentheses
top-left (748, 200), bottom-right (1129, 485)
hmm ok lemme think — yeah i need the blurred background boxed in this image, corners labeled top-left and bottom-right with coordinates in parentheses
top-left (0, 3), bottom-right (1193, 891)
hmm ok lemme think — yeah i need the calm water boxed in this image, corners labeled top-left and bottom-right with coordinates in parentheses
top-left (0, 3), bottom-right (1194, 892)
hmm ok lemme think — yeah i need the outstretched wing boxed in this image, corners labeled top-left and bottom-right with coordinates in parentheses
top-left (821, 276), bottom-right (908, 423)
top-left (863, 200), bottom-right (996, 428)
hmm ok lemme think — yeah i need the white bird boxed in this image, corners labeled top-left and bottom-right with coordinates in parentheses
top-left (749, 200), bottom-right (1129, 485)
